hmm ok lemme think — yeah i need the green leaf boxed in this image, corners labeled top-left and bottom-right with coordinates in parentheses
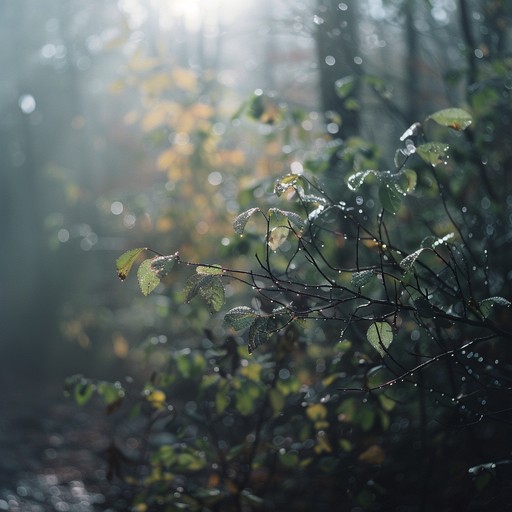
top-left (268, 208), bottom-right (305, 231)
top-left (416, 142), bottom-right (450, 167)
top-left (150, 253), bottom-right (177, 278)
top-left (248, 317), bottom-right (270, 354)
top-left (351, 270), bottom-right (375, 288)
top-left (137, 258), bottom-right (161, 296)
top-left (366, 322), bottom-right (393, 357)
top-left (479, 296), bottom-right (511, 319)
top-left (184, 274), bottom-right (225, 313)
top-left (335, 75), bottom-right (356, 99)
top-left (233, 208), bottom-right (261, 235)
top-left (396, 169), bottom-right (417, 194)
top-left (196, 264), bottom-right (223, 275)
top-left (379, 183), bottom-right (403, 214)
top-left (274, 174), bottom-right (307, 197)
top-left (97, 381), bottom-right (125, 406)
top-left (116, 247), bottom-right (146, 281)
top-left (428, 108), bottom-right (472, 131)
top-left (400, 248), bottom-right (428, 274)
top-left (347, 169), bottom-right (374, 191)
top-left (414, 297), bottom-right (436, 318)
top-left (225, 306), bottom-right (257, 331)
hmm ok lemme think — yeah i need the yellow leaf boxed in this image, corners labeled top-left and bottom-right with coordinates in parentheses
top-left (142, 109), bottom-right (167, 132)
top-left (314, 431), bottom-right (332, 453)
top-left (359, 444), bottom-right (385, 464)
top-left (306, 403), bottom-right (328, 422)
top-left (157, 148), bottom-right (176, 171)
top-left (147, 390), bottom-right (166, 409)
top-left (172, 67), bottom-right (197, 90)
top-left (240, 363), bottom-right (262, 381)
top-left (112, 332), bottom-right (129, 358)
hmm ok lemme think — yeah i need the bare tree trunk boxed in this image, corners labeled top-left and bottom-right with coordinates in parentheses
top-left (314, 0), bottom-right (360, 139)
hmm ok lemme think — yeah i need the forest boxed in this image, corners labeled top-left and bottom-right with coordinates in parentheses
top-left (1, 0), bottom-right (512, 511)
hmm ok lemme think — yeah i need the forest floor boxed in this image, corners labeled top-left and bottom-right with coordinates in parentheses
top-left (0, 369), bottom-right (131, 512)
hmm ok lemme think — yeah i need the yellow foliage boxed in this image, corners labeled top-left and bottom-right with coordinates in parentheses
top-left (129, 52), bottom-right (160, 72)
top-left (112, 332), bottom-right (129, 358)
top-left (156, 217), bottom-right (173, 233)
top-left (123, 110), bottom-right (139, 125)
top-left (141, 73), bottom-right (173, 96)
top-left (157, 148), bottom-right (176, 171)
top-left (306, 403), bottom-right (328, 421)
top-left (142, 109), bottom-right (168, 132)
top-left (147, 389), bottom-right (166, 409)
top-left (358, 444), bottom-right (385, 465)
top-left (172, 67), bottom-right (197, 91)
top-left (314, 431), bottom-right (332, 454)
top-left (240, 362), bottom-right (262, 381)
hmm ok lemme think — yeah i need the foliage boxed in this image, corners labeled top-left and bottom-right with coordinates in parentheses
top-left (66, 5), bottom-right (512, 511)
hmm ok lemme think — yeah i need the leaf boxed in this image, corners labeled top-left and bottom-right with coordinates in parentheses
top-left (73, 380), bottom-right (95, 406)
top-left (413, 297), bottom-right (436, 318)
top-left (150, 253), bottom-right (177, 278)
top-left (274, 174), bottom-right (307, 197)
top-left (335, 76), bottom-right (355, 99)
top-left (116, 247), bottom-right (146, 281)
top-left (351, 270), bottom-right (375, 288)
top-left (479, 296), bottom-right (511, 319)
top-left (366, 322), bottom-right (393, 357)
top-left (400, 248), bottom-right (428, 274)
top-left (428, 108), bottom-right (472, 131)
top-left (347, 169), bottom-right (374, 191)
top-left (233, 208), bottom-right (261, 235)
top-left (224, 306), bottom-right (257, 331)
top-left (306, 403), bottom-right (328, 421)
top-left (248, 317), bottom-right (270, 354)
top-left (268, 226), bottom-right (290, 250)
top-left (268, 208), bottom-right (305, 231)
top-left (416, 142), bottom-right (450, 167)
top-left (97, 381), bottom-right (125, 406)
top-left (184, 274), bottom-right (225, 313)
top-left (379, 184), bottom-right (403, 214)
top-left (196, 264), bottom-right (223, 275)
top-left (137, 259), bottom-right (161, 296)
top-left (396, 169), bottom-right (417, 194)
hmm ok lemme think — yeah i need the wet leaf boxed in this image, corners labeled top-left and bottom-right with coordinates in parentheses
top-left (416, 142), bottom-right (450, 167)
top-left (268, 208), bottom-right (305, 231)
top-left (268, 226), bottom-right (289, 250)
top-left (379, 183), bottom-right (402, 214)
top-left (351, 270), bottom-right (375, 288)
top-left (400, 248), bottom-right (428, 274)
top-left (347, 169), bottom-right (374, 191)
top-left (150, 254), bottom-right (177, 278)
top-left (428, 108), bottom-right (472, 131)
top-left (233, 208), bottom-right (261, 235)
top-left (274, 174), bottom-right (307, 197)
top-left (248, 317), bottom-right (270, 354)
top-left (366, 322), bottom-right (393, 357)
top-left (116, 247), bottom-right (146, 281)
top-left (224, 306), bottom-right (257, 331)
top-left (479, 296), bottom-right (511, 319)
top-left (196, 264), bottom-right (223, 275)
top-left (184, 274), bottom-right (225, 313)
top-left (414, 297), bottom-right (436, 318)
top-left (137, 259), bottom-right (161, 296)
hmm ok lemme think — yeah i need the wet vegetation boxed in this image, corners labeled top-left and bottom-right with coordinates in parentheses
top-left (2, 1), bottom-right (512, 511)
